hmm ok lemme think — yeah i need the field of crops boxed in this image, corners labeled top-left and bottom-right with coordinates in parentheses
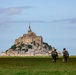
top-left (0, 56), bottom-right (76, 75)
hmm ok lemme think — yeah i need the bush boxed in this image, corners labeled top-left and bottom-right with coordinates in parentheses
top-left (21, 43), bottom-right (25, 47)
top-left (43, 42), bottom-right (52, 50)
top-left (28, 45), bottom-right (32, 49)
top-left (11, 45), bottom-right (16, 50)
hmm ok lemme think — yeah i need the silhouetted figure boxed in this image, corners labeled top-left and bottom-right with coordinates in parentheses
top-left (62, 48), bottom-right (69, 62)
top-left (51, 49), bottom-right (57, 63)
top-left (55, 49), bottom-right (59, 60)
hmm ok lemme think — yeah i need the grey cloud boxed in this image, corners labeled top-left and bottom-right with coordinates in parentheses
top-left (0, 17), bottom-right (46, 27)
top-left (0, 6), bottom-right (32, 15)
top-left (51, 18), bottom-right (76, 24)
top-left (0, 18), bottom-right (47, 31)
top-left (6, 20), bottom-right (47, 23)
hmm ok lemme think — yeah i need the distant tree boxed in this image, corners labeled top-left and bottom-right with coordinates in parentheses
top-left (28, 45), bottom-right (32, 49)
top-left (21, 43), bottom-right (25, 47)
top-left (11, 45), bottom-right (16, 50)
top-left (44, 45), bottom-right (47, 49)
top-left (43, 42), bottom-right (52, 50)
top-left (48, 45), bottom-right (52, 50)
top-left (6, 50), bottom-right (8, 53)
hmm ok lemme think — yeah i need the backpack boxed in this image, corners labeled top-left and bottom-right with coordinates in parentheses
top-left (64, 51), bottom-right (69, 58)
top-left (52, 51), bottom-right (57, 57)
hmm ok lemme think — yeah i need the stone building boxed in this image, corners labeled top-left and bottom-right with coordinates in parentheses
top-left (1, 24), bottom-right (61, 56)
top-left (14, 25), bottom-right (43, 46)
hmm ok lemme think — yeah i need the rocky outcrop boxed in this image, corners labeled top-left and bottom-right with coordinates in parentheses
top-left (1, 47), bottom-right (61, 56)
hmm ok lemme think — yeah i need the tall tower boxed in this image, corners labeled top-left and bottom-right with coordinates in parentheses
top-left (28, 23), bottom-right (32, 33)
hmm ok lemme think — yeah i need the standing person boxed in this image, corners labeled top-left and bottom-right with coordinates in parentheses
top-left (62, 48), bottom-right (69, 62)
top-left (55, 49), bottom-right (59, 60)
top-left (51, 49), bottom-right (57, 63)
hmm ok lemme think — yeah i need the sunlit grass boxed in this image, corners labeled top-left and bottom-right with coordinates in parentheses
top-left (0, 56), bottom-right (76, 75)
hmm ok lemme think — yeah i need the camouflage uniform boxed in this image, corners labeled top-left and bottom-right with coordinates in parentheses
top-left (51, 49), bottom-right (57, 63)
top-left (62, 48), bottom-right (69, 62)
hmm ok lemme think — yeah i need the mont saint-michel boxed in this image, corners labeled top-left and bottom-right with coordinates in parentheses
top-left (1, 24), bottom-right (60, 56)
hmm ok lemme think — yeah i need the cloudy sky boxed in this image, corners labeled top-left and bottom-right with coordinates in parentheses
top-left (0, 0), bottom-right (76, 55)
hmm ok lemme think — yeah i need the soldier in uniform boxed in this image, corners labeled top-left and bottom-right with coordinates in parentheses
top-left (51, 49), bottom-right (57, 63)
top-left (62, 48), bottom-right (69, 62)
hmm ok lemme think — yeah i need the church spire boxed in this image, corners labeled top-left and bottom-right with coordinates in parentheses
top-left (28, 22), bottom-right (32, 32)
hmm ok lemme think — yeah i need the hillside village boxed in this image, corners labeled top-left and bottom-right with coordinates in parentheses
top-left (1, 24), bottom-right (61, 56)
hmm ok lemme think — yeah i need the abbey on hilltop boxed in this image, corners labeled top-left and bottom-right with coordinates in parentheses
top-left (14, 24), bottom-right (43, 46)
top-left (1, 23), bottom-right (61, 56)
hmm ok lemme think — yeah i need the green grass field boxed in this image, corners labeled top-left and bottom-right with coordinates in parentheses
top-left (0, 56), bottom-right (76, 75)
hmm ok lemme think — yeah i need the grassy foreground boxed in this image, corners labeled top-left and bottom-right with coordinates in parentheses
top-left (0, 56), bottom-right (76, 75)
